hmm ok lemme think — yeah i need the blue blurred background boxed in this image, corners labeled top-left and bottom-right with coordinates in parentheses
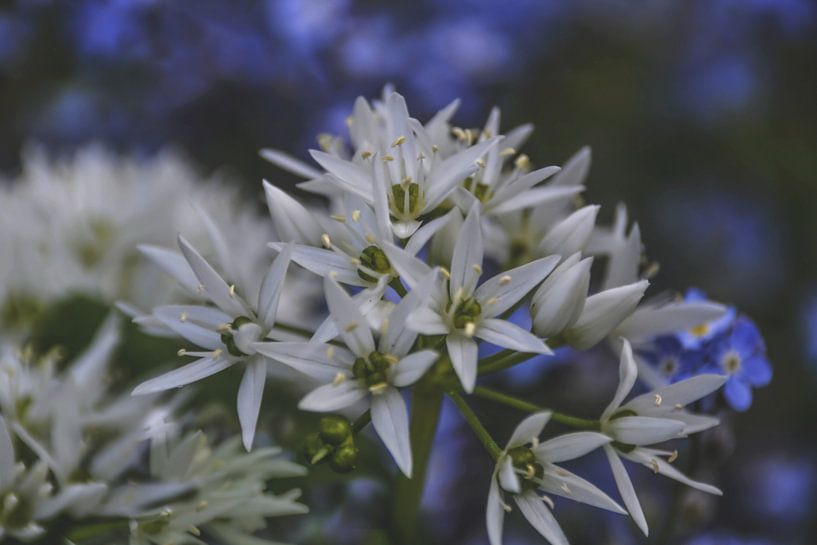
top-left (1, 1), bottom-right (816, 544)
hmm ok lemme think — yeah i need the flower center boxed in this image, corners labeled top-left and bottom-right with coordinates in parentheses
top-left (689, 323), bottom-right (709, 338)
top-left (721, 350), bottom-right (742, 374)
top-left (450, 297), bottom-right (482, 331)
top-left (220, 316), bottom-right (256, 357)
top-left (462, 176), bottom-right (492, 203)
top-left (357, 245), bottom-right (392, 283)
top-left (352, 351), bottom-right (397, 389)
top-left (660, 356), bottom-right (679, 377)
top-left (507, 446), bottom-right (544, 482)
top-left (390, 182), bottom-right (423, 218)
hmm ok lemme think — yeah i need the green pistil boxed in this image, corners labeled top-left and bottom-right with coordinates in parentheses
top-left (220, 316), bottom-right (253, 357)
top-left (358, 245), bottom-right (392, 282)
top-left (507, 446), bottom-right (545, 482)
top-left (352, 351), bottom-right (395, 387)
top-left (390, 182), bottom-right (422, 217)
top-left (451, 298), bottom-right (482, 330)
top-left (462, 176), bottom-right (492, 203)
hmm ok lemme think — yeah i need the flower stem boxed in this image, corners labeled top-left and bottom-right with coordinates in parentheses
top-left (448, 390), bottom-right (503, 460)
top-left (392, 380), bottom-right (443, 544)
top-left (352, 410), bottom-right (371, 434)
top-left (472, 386), bottom-right (599, 430)
top-left (477, 349), bottom-right (535, 374)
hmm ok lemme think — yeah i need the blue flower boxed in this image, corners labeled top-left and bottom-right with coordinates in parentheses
top-left (705, 316), bottom-right (772, 411)
top-left (676, 288), bottom-right (737, 350)
top-left (640, 334), bottom-right (706, 383)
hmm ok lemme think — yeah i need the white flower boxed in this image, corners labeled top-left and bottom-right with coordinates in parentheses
top-left (563, 280), bottom-right (650, 350)
top-left (487, 412), bottom-right (624, 545)
top-left (133, 235), bottom-right (294, 451)
top-left (600, 340), bottom-right (726, 535)
top-left (254, 273), bottom-right (440, 477)
top-left (384, 205), bottom-right (557, 392)
top-left (530, 253), bottom-right (594, 338)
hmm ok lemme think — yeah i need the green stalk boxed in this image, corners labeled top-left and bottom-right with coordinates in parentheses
top-left (391, 380), bottom-right (443, 544)
top-left (448, 390), bottom-right (503, 459)
top-left (472, 386), bottom-right (599, 430)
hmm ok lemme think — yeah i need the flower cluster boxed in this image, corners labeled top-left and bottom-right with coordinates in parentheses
top-left (125, 90), bottom-right (769, 544)
top-left (0, 316), bottom-right (306, 543)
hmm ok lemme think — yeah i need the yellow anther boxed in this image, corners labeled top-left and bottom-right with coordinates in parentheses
top-left (531, 437), bottom-right (540, 448)
top-left (452, 127), bottom-right (467, 141)
top-left (400, 176), bottom-right (412, 187)
top-left (351, 209), bottom-right (362, 221)
top-left (463, 322), bottom-right (476, 338)
top-left (515, 154), bottom-right (531, 170)
top-left (560, 482), bottom-right (572, 495)
top-left (330, 214), bottom-right (347, 222)
top-left (318, 133), bottom-right (333, 151)
top-left (196, 283), bottom-right (205, 294)
top-left (228, 284), bottom-right (236, 296)
top-left (472, 264), bottom-right (483, 274)
top-left (361, 150), bottom-right (373, 159)
top-left (674, 403), bottom-right (685, 410)
top-left (350, 258), bottom-right (361, 265)
top-left (499, 275), bottom-right (512, 286)
top-left (383, 353), bottom-right (399, 365)
top-left (502, 502), bottom-right (513, 513)
top-left (476, 158), bottom-right (486, 169)
top-left (196, 500), bottom-right (208, 512)
top-left (380, 318), bottom-right (390, 336)
top-left (391, 135), bottom-right (406, 147)
top-left (321, 233), bottom-right (332, 248)
top-left (177, 348), bottom-right (187, 356)
top-left (668, 450), bottom-right (679, 463)
top-left (541, 495), bottom-right (555, 509)
top-left (485, 297), bottom-right (499, 306)
top-left (464, 128), bottom-right (475, 144)
top-left (180, 312), bottom-right (188, 322)
top-left (500, 147), bottom-right (516, 157)
top-left (189, 526), bottom-right (201, 537)
top-left (382, 154), bottom-right (394, 162)
top-left (431, 144), bottom-right (440, 153)
top-left (326, 346), bottom-right (335, 360)
top-left (650, 459), bottom-right (660, 474)
top-left (217, 323), bottom-right (231, 332)
top-left (212, 349), bottom-right (223, 358)
top-left (525, 464), bottom-right (536, 478)
top-left (369, 382), bottom-right (388, 394)
top-left (440, 267), bottom-right (451, 279)
top-left (329, 270), bottom-right (339, 279)
top-left (344, 322), bottom-right (359, 333)
top-left (365, 233), bottom-right (376, 244)
top-left (644, 262), bottom-right (661, 279)
top-left (654, 394), bottom-right (663, 406)
top-left (345, 116), bottom-right (354, 127)
top-left (333, 372), bottom-right (347, 386)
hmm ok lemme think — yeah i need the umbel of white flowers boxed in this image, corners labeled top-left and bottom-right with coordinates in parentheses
top-left (131, 89), bottom-right (732, 544)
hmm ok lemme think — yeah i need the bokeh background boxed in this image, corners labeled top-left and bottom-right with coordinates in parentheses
top-left (1, 1), bottom-right (816, 544)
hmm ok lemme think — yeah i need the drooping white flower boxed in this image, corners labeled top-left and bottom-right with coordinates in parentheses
top-left (486, 412), bottom-right (624, 545)
top-left (133, 235), bottom-right (295, 451)
top-left (563, 280), bottom-right (650, 350)
top-left (530, 253), bottom-right (594, 339)
top-left (384, 205), bottom-right (557, 392)
top-left (254, 273), bottom-right (440, 477)
top-left (600, 340), bottom-right (726, 535)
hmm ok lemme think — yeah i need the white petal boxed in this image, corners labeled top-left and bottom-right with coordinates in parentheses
top-left (476, 256), bottom-right (560, 318)
top-left (616, 301), bottom-right (727, 343)
top-left (492, 166), bottom-right (562, 204)
top-left (270, 242), bottom-right (364, 286)
top-left (153, 305), bottom-right (225, 350)
top-left (263, 180), bottom-right (323, 244)
top-left (602, 223), bottom-right (642, 290)
top-left (298, 381), bottom-right (368, 412)
top-left (253, 341), bottom-right (352, 382)
top-left (257, 242), bottom-right (292, 328)
top-left (604, 445), bottom-right (648, 536)
top-left (565, 280), bottom-right (649, 350)
top-left (535, 432), bottom-right (611, 463)
top-left (605, 416), bottom-right (685, 446)
top-left (260, 149), bottom-right (322, 179)
top-left (382, 268), bottom-right (440, 354)
top-left (538, 205), bottom-right (599, 257)
top-left (486, 474), bottom-right (505, 545)
top-left (178, 235), bottom-right (249, 317)
top-left (514, 491), bottom-right (569, 545)
top-left (132, 356), bottom-right (232, 395)
top-left (381, 242), bottom-right (433, 289)
top-left (623, 448), bottom-right (722, 495)
top-left (237, 358), bottom-right (267, 451)
top-left (310, 150), bottom-right (373, 199)
top-left (602, 339), bottom-right (638, 419)
top-left (539, 464), bottom-right (626, 514)
top-left (406, 307), bottom-right (450, 335)
top-left (476, 319), bottom-right (551, 354)
top-left (530, 254), bottom-right (593, 338)
top-left (491, 184), bottom-right (581, 215)
top-left (138, 244), bottom-right (199, 295)
top-left (507, 411), bottom-right (552, 449)
top-left (324, 276), bottom-right (375, 356)
top-left (371, 387), bottom-right (412, 477)
top-left (552, 146), bottom-right (591, 187)
top-left (404, 209), bottom-right (456, 256)
top-left (623, 374), bottom-right (727, 416)
top-left (0, 416), bottom-right (15, 490)
top-left (450, 204), bottom-right (483, 296)
top-left (192, 202), bottom-right (235, 284)
top-left (390, 350), bottom-right (439, 387)
top-left (446, 335), bottom-right (479, 393)
top-left (36, 483), bottom-right (108, 519)
top-left (426, 139), bottom-right (498, 208)
top-left (498, 455), bottom-right (520, 493)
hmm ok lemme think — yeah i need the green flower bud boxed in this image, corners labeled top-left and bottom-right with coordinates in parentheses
top-left (390, 182), bottom-right (422, 217)
top-left (452, 298), bottom-right (482, 330)
top-left (319, 415), bottom-right (352, 446)
top-left (358, 245), bottom-right (392, 282)
top-left (329, 444), bottom-right (358, 473)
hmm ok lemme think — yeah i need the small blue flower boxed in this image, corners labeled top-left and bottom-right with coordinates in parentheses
top-left (676, 288), bottom-right (736, 350)
top-left (640, 334), bottom-right (706, 383)
top-left (705, 316), bottom-right (772, 411)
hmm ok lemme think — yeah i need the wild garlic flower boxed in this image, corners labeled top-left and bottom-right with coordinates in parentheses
top-left (128, 431), bottom-right (307, 545)
top-left (384, 205), bottom-right (556, 392)
top-left (254, 274), bottom-right (439, 477)
top-left (600, 340), bottom-right (726, 535)
top-left (487, 412), bottom-right (624, 545)
top-left (133, 234), bottom-right (295, 450)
